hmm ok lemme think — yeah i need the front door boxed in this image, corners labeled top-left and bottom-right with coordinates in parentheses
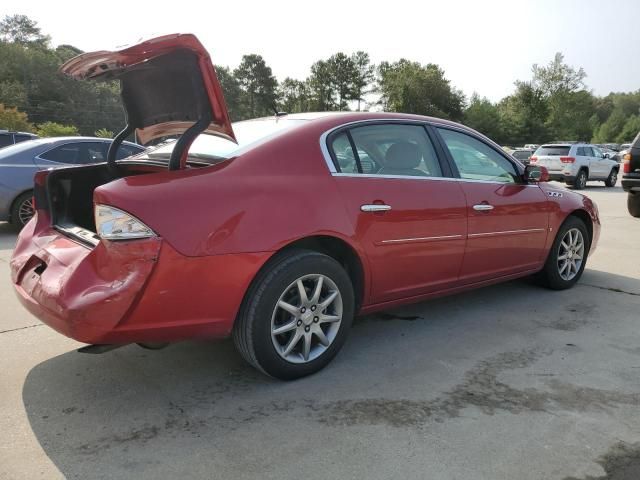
top-left (435, 127), bottom-right (550, 284)
top-left (328, 123), bottom-right (467, 304)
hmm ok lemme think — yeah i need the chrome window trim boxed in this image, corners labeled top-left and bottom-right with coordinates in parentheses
top-left (331, 171), bottom-right (540, 187)
top-left (319, 117), bottom-right (527, 184)
top-left (319, 118), bottom-right (432, 174)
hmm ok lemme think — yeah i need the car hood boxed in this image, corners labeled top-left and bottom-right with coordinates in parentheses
top-left (60, 34), bottom-right (235, 145)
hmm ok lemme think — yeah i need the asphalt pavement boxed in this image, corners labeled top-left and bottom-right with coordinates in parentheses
top-left (1, 181), bottom-right (639, 480)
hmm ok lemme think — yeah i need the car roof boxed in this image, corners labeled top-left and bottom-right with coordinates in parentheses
top-left (0, 130), bottom-right (37, 135)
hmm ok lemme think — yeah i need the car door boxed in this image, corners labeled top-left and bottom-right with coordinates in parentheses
top-left (435, 126), bottom-right (550, 284)
top-left (327, 122), bottom-right (467, 304)
top-left (589, 146), bottom-right (610, 178)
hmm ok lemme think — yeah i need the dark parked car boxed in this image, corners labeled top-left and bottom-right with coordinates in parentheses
top-left (0, 137), bottom-right (144, 227)
top-left (0, 130), bottom-right (38, 148)
top-left (511, 148), bottom-right (534, 165)
top-left (622, 131), bottom-right (640, 217)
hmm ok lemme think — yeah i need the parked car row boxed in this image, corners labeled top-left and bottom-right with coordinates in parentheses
top-left (0, 137), bottom-right (144, 227)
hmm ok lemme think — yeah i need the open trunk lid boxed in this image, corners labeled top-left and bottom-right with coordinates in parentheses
top-left (60, 33), bottom-right (235, 145)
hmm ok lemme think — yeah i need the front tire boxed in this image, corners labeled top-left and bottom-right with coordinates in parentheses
top-left (604, 168), bottom-right (618, 187)
top-left (233, 249), bottom-right (355, 380)
top-left (536, 216), bottom-right (590, 290)
top-left (11, 191), bottom-right (35, 229)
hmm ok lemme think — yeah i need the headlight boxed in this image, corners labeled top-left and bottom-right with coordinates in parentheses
top-left (95, 204), bottom-right (155, 240)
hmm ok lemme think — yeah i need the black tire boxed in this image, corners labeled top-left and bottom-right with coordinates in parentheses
top-left (604, 168), bottom-right (618, 187)
top-left (536, 216), bottom-right (590, 290)
top-left (10, 191), bottom-right (35, 229)
top-left (571, 169), bottom-right (588, 190)
top-left (233, 249), bottom-right (355, 380)
top-left (628, 192), bottom-right (640, 218)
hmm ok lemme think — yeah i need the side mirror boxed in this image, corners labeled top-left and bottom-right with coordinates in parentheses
top-left (524, 165), bottom-right (549, 183)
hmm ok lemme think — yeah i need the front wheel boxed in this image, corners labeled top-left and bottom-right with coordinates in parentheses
top-left (536, 216), bottom-right (589, 290)
top-left (604, 168), bottom-right (618, 187)
top-left (233, 249), bottom-right (355, 380)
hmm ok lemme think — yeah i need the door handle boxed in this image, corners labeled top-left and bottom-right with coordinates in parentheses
top-left (361, 204), bottom-right (392, 212)
top-left (473, 204), bottom-right (494, 211)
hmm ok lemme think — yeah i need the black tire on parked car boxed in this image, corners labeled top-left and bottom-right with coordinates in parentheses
top-left (604, 168), bottom-right (618, 187)
top-left (536, 216), bottom-right (590, 290)
top-left (628, 192), bottom-right (640, 218)
top-left (11, 191), bottom-right (35, 229)
top-left (233, 249), bottom-right (355, 380)
top-left (571, 169), bottom-right (588, 190)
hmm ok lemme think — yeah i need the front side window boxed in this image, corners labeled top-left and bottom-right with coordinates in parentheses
top-left (330, 124), bottom-right (443, 177)
top-left (0, 134), bottom-right (13, 148)
top-left (437, 128), bottom-right (519, 184)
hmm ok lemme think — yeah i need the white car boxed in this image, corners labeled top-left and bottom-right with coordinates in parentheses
top-left (530, 143), bottom-right (619, 189)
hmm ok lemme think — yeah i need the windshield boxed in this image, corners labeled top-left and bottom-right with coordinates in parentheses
top-left (141, 118), bottom-right (307, 163)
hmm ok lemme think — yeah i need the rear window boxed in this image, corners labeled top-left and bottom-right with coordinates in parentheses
top-left (143, 118), bottom-right (307, 163)
top-left (0, 134), bottom-right (13, 148)
top-left (535, 145), bottom-right (570, 156)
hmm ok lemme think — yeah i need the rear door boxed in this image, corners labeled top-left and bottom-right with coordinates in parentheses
top-left (328, 122), bottom-right (467, 304)
top-left (435, 127), bottom-right (550, 284)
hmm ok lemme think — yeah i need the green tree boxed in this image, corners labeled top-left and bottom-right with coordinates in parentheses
top-left (215, 65), bottom-right (245, 120)
top-left (307, 60), bottom-right (335, 111)
top-left (377, 59), bottom-right (464, 120)
top-left (464, 93), bottom-right (503, 142)
top-left (233, 54), bottom-right (278, 118)
top-left (278, 77), bottom-right (310, 113)
top-left (618, 115), bottom-right (640, 143)
top-left (326, 52), bottom-right (357, 110)
top-left (351, 51), bottom-right (374, 111)
top-left (531, 52), bottom-right (586, 97)
top-left (497, 82), bottom-right (549, 146)
top-left (0, 103), bottom-right (33, 131)
top-left (36, 121), bottom-right (79, 137)
top-left (0, 14), bottom-right (50, 47)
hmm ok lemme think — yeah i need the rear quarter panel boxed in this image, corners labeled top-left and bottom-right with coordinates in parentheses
top-left (93, 120), bottom-right (363, 259)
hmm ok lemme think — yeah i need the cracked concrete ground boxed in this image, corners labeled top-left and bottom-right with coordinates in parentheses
top-left (1, 182), bottom-right (639, 480)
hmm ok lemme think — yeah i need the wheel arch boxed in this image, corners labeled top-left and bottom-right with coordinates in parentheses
top-left (568, 209), bottom-right (593, 246)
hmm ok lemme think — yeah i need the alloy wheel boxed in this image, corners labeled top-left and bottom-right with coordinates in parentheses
top-left (18, 197), bottom-right (35, 225)
top-left (557, 228), bottom-right (585, 281)
top-left (271, 273), bottom-right (343, 364)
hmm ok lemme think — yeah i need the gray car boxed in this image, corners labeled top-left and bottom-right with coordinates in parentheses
top-left (0, 137), bottom-right (144, 227)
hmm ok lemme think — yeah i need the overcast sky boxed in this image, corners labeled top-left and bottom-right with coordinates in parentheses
top-left (7, 0), bottom-right (640, 103)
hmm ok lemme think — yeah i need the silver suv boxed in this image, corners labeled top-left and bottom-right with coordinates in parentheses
top-left (531, 143), bottom-right (619, 190)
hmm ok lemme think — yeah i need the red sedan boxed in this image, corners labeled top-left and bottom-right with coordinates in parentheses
top-left (10, 35), bottom-right (600, 379)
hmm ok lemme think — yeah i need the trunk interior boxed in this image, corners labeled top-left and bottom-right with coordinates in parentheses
top-left (46, 163), bottom-right (169, 245)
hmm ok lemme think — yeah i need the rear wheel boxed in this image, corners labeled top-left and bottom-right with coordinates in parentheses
top-left (604, 168), bottom-right (618, 187)
top-left (628, 192), bottom-right (640, 218)
top-left (11, 191), bottom-right (35, 229)
top-left (536, 216), bottom-right (589, 290)
top-left (571, 169), bottom-right (588, 190)
top-left (233, 249), bottom-right (355, 380)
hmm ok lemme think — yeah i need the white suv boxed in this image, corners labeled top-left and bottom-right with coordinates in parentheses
top-left (530, 143), bottom-right (619, 189)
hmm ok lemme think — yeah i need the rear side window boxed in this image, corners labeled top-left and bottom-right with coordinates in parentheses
top-left (512, 151), bottom-right (531, 160)
top-left (536, 145), bottom-right (571, 156)
top-left (40, 142), bottom-right (108, 164)
top-left (330, 123), bottom-right (443, 177)
top-left (0, 134), bottom-right (13, 148)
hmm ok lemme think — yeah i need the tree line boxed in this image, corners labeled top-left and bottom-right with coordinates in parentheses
top-left (1, 14), bottom-right (638, 145)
